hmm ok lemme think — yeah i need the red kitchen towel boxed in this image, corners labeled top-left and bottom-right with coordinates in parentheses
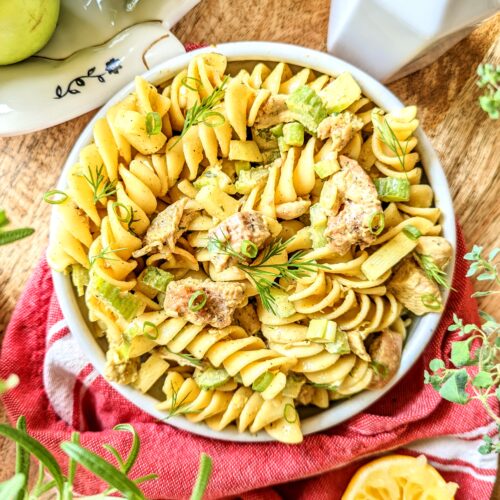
top-left (1, 223), bottom-right (498, 500)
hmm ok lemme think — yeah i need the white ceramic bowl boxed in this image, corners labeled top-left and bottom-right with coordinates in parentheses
top-left (51, 42), bottom-right (456, 442)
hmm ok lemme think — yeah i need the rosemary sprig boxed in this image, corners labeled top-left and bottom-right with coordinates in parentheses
top-left (0, 209), bottom-right (34, 246)
top-left (374, 112), bottom-right (409, 178)
top-left (415, 253), bottom-right (452, 290)
top-left (169, 76), bottom-right (229, 149)
top-left (90, 246), bottom-right (128, 267)
top-left (208, 236), bottom-right (328, 313)
top-left (83, 164), bottom-right (117, 204)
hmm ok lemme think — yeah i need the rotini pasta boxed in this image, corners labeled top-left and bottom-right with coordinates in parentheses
top-left (47, 53), bottom-right (452, 444)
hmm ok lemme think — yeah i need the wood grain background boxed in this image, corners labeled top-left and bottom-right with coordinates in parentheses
top-left (0, 0), bottom-right (499, 494)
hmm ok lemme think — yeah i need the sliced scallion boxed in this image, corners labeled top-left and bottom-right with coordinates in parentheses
top-left (252, 372), bottom-right (274, 392)
top-left (421, 294), bottom-right (442, 310)
top-left (283, 403), bottom-right (297, 423)
top-left (374, 177), bottom-right (410, 202)
top-left (145, 111), bottom-right (162, 135)
top-left (43, 190), bottom-right (68, 205)
top-left (241, 240), bottom-right (258, 259)
top-left (188, 290), bottom-right (207, 312)
top-left (402, 224), bottom-right (422, 240)
top-left (143, 321), bottom-right (159, 340)
top-left (368, 212), bottom-right (385, 235)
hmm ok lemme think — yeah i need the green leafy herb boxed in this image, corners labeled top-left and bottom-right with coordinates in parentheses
top-left (241, 239), bottom-right (259, 259)
top-left (190, 453), bottom-right (213, 500)
top-left (373, 111), bottom-right (409, 178)
top-left (0, 228), bottom-right (34, 246)
top-left (83, 164), bottom-right (117, 204)
top-left (476, 63), bottom-right (500, 119)
top-left (414, 253), bottom-right (452, 290)
top-left (188, 290), bottom-right (208, 312)
top-left (0, 374), bottom-right (19, 395)
top-left (164, 382), bottom-right (200, 419)
top-left (170, 76), bottom-right (229, 149)
top-left (424, 246), bottom-right (500, 455)
top-left (208, 236), bottom-right (328, 314)
top-left (146, 111), bottom-right (162, 135)
top-left (113, 201), bottom-right (140, 236)
top-left (89, 246), bottom-right (127, 267)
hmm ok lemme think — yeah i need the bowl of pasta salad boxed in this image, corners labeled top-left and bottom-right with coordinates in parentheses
top-left (48, 42), bottom-right (456, 443)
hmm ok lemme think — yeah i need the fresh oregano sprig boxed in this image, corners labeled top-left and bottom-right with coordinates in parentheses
top-left (477, 63), bottom-right (500, 120)
top-left (424, 246), bottom-right (500, 455)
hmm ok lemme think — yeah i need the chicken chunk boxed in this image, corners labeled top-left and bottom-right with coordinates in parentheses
top-left (317, 112), bottom-right (364, 152)
top-left (367, 330), bottom-right (403, 389)
top-left (133, 199), bottom-right (191, 258)
top-left (324, 156), bottom-right (382, 255)
top-left (388, 258), bottom-right (443, 316)
top-left (254, 94), bottom-right (294, 129)
top-left (233, 303), bottom-right (261, 335)
top-left (163, 278), bottom-right (246, 328)
top-left (208, 211), bottom-right (272, 271)
top-left (416, 236), bottom-right (453, 269)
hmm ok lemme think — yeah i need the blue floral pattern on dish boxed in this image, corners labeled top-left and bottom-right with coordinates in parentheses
top-left (54, 58), bottom-right (122, 99)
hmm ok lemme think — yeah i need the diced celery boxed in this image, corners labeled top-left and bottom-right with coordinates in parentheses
top-left (235, 160), bottom-right (251, 175)
top-left (91, 275), bottom-right (143, 321)
top-left (307, 319), bottom-right (337, 342)
top-left (269, 288), bottom-right (296, 318)
top-left (325, 329), bottom-right (350, 355)
top-left (286, 86), bottom-right (327, 133)
top-left (320, 72), bottom-right (362, 113)
top-left (278, 136), bottom-right (290, 155)
top-left (270, 123), bottom-right (284, 137)
top-left (234, 166), bottom-right (269, 194)
top-left (139, 266), bottom-right (173, 293)
top-left (310, 203), bottom-right (327, 228)
top-left (194, 367), bottom-right (230, 389)
top-left (374, 177), bottom-right (410, 202)
top-left (283, 122), bottom-right (304, 147)
top-left (282, 374), bottom-right (306, 398)
top-left (71, 264), bottom-right (89, 297)
top-left (314, 159), bottom-right (339, 179)
top-left (252, 371), bottom-right (275, 392)
top-left (193, 167), bottom-right (235, 194)
top-left (310, 227), bottom-right (327, 249)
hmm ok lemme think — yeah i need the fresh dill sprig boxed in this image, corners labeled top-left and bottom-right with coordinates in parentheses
top-left (414, 253), bottom-right (452, 290)
top-left (83, 164), bottom-right (117, 204)
top-left (374, 111), bottom-right (409, 178)
top-left (164, 348), bottom-right (203, 368)
top-left (89, 246), bottom-right (127, 267)
top-left (208, 236), bottom-right (328, 313)
top-left (169, 76), bottom-right (229, 149)
top-left (164, 382), bottom-right (200, 419)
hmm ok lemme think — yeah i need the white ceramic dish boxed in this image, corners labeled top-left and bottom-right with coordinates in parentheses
top-left (0, 0), bottom-right (200, 137)
top-left (51, 42), bottom-right (456, 442)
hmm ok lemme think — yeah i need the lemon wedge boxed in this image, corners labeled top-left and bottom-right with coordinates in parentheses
top-left (342, 454), bottom-right (458, 500)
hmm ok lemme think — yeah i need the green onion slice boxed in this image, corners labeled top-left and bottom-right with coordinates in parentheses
top-left (181, 76), bottom-right (202, 92)
top-left (112, 202), bottom-right (132, 225)
top-left (252, 372), bottom-right (274, 392)
top-left (143, 321), bottom-right (159, 340)
top-left (283, 403), bottom-right (297, 423)
top-left (43, 190), bottom-right (68, 205)
top-left (188, 290), bottom-right (207, 312)
top-left (201, 111), bottom-right (225, 128)
top-left (402, 224), bottom-right (422, 240)
top-left (421, 294), bottom-right (442, 310)
top-left (368, 212), bottom-right (385, 235)
top-left (146, 111), bottom-right (162, 135)
top-left (241, 240), bottom-right (259, 259)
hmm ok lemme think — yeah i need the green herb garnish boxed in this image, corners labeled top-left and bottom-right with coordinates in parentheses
top-left (43, 190), bottom-right (68, 205)
top-left (414, 253), bottom-right (451, 290)
top-left (145, 111), bottom-right (162, 135)
top-left (368, 211), bottom-right (385, 235)
top-left (83, 164), bottom-right (117, 204)
top-left (283, 403), bottom-right (298, 423)
top-left (421, 293), bottom-right (442, 310)
top-left (402, 224), bottom-right (422, 240)
top-left (89, 246), bottom-right (127, 267)
top-left (208, 236), bottom-right (328, 314)
top-left (169, 76), bottom-right (229, 149)
top-left (143, 321), bottom-right (159, 340)
top-left (0, 209), bottom-right (34, 246)
top-left (188, 290), bottom-right (208, 312)
top-left (112, 202), bottom-right (139, 236)
top-left (476, 63), bottom-right (500, 119)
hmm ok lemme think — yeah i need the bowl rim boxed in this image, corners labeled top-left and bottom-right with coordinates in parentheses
top-left (51, 41), bottom-right (456, 442)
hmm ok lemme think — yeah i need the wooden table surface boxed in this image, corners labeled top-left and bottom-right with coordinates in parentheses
top-left (0, 0), bottom-right (499, 495)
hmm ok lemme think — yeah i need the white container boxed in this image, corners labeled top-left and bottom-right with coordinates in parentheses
top-left (327, 0), bottom-right (500, 82)
top-left (51, 42), bottom-right (456, 442)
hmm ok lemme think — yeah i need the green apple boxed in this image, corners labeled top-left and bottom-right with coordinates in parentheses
top-left (0, 0), bottom-right (60, 65)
